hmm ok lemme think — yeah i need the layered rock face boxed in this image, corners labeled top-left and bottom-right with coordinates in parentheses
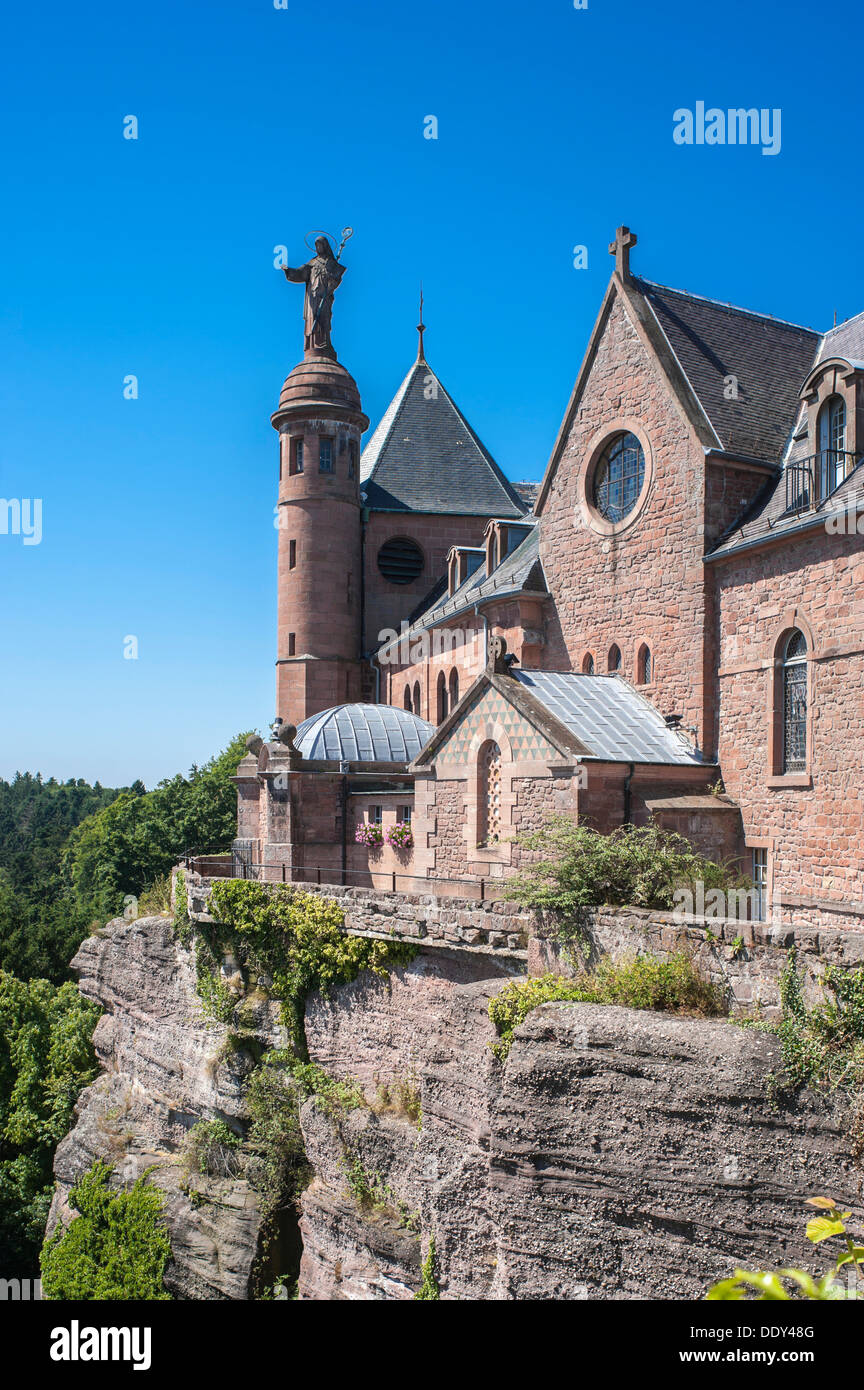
top-left (50, 914), bottom-right (860, 1300)
top-left (298, 963), bottom-right (860, 1300)
top-left (47, 916), bottom-right (282, 1299)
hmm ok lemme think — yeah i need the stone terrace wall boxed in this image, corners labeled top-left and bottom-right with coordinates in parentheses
top-left (531, 904), bottom-right (864, 1017)
top-left (182, 871), bottom-right (864, 1018)
top-left (184, 872), bottom-right (531, 965)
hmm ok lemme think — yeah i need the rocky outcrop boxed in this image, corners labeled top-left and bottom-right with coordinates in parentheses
top-left (50, 913), bottom-right (862, 1300)
top-left (47, 916), bottom-right (283, 1299)
top-left (297, 963), bottom-right (861, 1300)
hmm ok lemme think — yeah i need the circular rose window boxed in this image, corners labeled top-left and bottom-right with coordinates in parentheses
top-left (592, 432), bottom-right (646, 524)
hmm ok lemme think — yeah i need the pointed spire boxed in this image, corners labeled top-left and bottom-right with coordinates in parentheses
top-left (417, 283), bottom-right (426, 363)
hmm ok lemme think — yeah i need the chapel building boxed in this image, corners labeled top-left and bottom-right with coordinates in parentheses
top-left (235, 228), bottom-right (864, 932)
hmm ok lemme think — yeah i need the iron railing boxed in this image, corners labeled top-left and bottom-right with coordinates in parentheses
top-left (784, 449), bottom-right (862, 515)
top-left (183, 852), bottom-right (508, 902)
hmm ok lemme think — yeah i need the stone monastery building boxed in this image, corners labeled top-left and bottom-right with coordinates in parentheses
top-left (234, 226), bottom-right (864, 932)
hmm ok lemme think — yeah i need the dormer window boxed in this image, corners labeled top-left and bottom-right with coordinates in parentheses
top-left (818, 395), bottom-right (846, 496)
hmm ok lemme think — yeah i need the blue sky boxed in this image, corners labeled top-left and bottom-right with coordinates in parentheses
top-left (1, 0), bottom-right (860, 786)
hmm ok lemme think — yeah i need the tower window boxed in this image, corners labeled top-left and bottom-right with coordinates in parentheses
top-left (289, 539), bottom-right (297, 569)
top-left (348, 440), bottom-right (358, 479)
top-left (288, 633), bottom-right (296, 656)
top-left (782, 629), bottom-right (807, 772)
top-left (319, 438), bottom-right (333, 473)
top-left (291, 438), bottom-right (304, 475)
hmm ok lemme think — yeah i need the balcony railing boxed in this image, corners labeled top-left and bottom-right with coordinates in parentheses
top-left (784, 450), bottom-right (862, 515)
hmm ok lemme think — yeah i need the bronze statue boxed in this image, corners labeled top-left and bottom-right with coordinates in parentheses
top-left (283, 235), bottom-right (345, 356)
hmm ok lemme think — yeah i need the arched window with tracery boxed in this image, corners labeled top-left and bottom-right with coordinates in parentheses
top-left (403, 684), bottom-right (412, 712)
top-left (436, 670), bottom-right (448, 723)
top-left (412, 681), bottom-right (422, 717)
top-left (449, 667), bottom-right (459, 710)
top-left (478, 740), bottom-right (502, 846)
top-left (782, 630), bottom-right (807, 772)
top-left (608, 643), bottom-right (622, 673)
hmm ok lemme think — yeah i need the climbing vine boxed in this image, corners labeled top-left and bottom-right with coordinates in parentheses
top-left (204, 881), bottom-right (416, 1055)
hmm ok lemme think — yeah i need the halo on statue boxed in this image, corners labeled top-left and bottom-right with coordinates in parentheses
top-left (303, 227), bottom-right (354, 261)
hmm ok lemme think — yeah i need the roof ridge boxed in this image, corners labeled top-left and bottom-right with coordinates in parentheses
top-left (823, 306), bottom-right (864, 337)
top-left (637, 277), bottom-right (820, 336)
top-left (360, 359), bottom-right (426, 482)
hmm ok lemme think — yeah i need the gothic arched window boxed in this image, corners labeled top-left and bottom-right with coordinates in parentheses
top-left (637, 643), bottom-right (652, 685)
top-left (449, 667), bottom-right (459, 710)
top-left (582, 652), bottom-right (595, 675)
top-left (478, 740), bottom-right (502, 846)
top-left (403, 684), bottom-right (412, 712)
top-left (608, 643), bottom-right (622, 673)
top-left (436, 671), bottom-right (448, 724)
top-left (412, 681), bottom-right (422, 717)
top-left (782, 630), bottom-right (808, 772)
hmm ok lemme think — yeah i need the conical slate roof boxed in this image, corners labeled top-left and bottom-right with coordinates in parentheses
top-left (360, 358), bottom-right (527, 516)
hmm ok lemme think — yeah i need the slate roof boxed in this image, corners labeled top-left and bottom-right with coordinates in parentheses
top-left (635, 278), bottom-right (820, 464)
top-left (360, 359), bottom-right (527, 516)
top-left (295, 704), bottom-right (434, 763)
top-left (513, 672), bottom-right (705, 765)
top-left (376, 525), bottom-right (545, 659)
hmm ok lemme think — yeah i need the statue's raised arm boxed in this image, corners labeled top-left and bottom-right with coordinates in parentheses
top-left (282, 236), bottom-right (346, 357)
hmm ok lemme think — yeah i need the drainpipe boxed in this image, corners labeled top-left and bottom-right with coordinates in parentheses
top-left (623, 761), bottom-right (635, 826)
top-left (340, 769), bottom-right (348, 886)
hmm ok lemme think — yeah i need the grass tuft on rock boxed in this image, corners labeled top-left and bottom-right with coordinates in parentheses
top-left (488, 952), bottom-right (727, 1060)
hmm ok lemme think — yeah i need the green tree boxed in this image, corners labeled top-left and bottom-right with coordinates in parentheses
top-left (0, 972), bottom-right (99, 1274)
top-left (41, 1162), bottom-right (172, 1300)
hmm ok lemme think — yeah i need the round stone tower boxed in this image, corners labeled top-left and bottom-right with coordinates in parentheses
top-left (272, 352), bottom-right (369, 724)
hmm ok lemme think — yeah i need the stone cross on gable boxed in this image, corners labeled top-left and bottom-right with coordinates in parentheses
top-left (608, 225), bottom-right (637, 281)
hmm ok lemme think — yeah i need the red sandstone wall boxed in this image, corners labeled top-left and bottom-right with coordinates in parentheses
top-left (715, 526), bottom-right (864, 925)
top-left (536, 292), bottom-right (714, 750)
top-left (363, 512), bottom-right (489, 653)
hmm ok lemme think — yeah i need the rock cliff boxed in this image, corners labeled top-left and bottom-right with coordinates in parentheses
top-left (49, 913), bottom-right (861, 1300)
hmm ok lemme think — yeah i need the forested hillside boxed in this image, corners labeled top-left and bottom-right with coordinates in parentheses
top-left (0, 733), bottom-right (250, 1275)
